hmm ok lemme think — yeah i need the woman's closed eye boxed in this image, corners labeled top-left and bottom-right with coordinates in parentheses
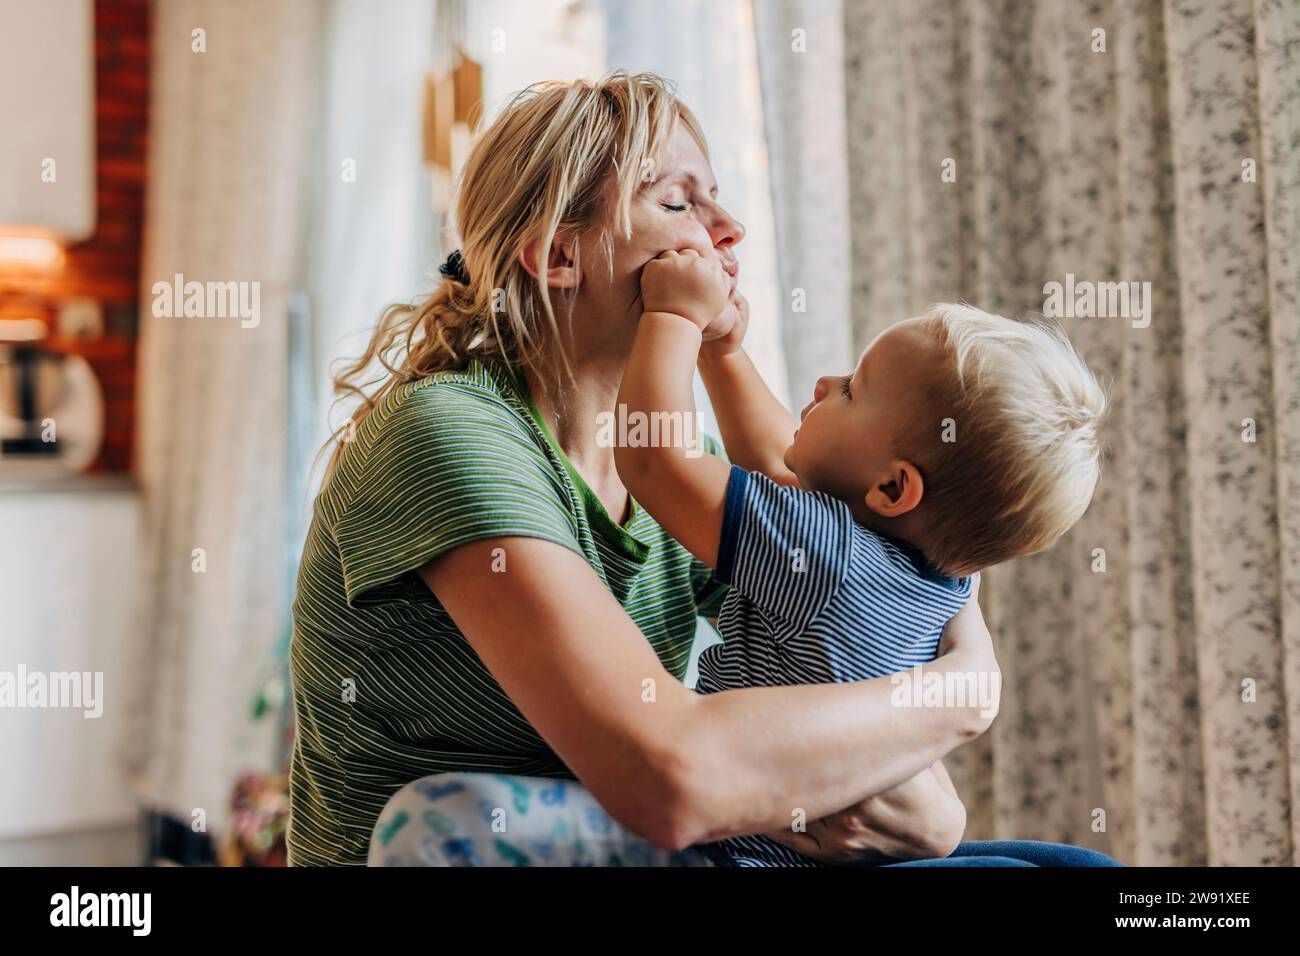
top-left (660, 201), bottom-right (689, 212)
top-left (840, 376), bottom-right (852, 398)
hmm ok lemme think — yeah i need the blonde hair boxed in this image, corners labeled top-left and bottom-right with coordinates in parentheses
top-left (325, 71), bottom-right (706, 470)
top-left (904, 303), bottom-right (1108, 576)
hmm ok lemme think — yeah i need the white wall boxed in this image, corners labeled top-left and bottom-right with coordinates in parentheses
top-left (0, 481), bottom-right (139, 842)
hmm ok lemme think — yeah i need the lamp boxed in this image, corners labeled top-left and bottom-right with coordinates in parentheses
top-left (0, 233), bottom-right (66, 272)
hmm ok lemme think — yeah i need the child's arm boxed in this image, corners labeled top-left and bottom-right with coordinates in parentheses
top-left (698, 343), bottom-right (801, 487)
top-left (765, 762), bottom-right (966, 863)
top-left (615, 251), bottom-right (735, 568)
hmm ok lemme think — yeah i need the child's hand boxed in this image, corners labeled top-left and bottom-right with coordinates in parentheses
top-left (700, 288), bottom-right (749, 361)
top-left (765, 767), bottom-right (966, 863)
top-left (641, 249), bottom-right (731, 330)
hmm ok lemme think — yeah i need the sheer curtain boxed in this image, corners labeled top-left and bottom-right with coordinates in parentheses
top-left (750, 0), bottom-right (852, 405)
top-left (303, 0), bottom-right (439, 470)
top-left (603, 0), bottom-right (790, 414)
top-left (126, 0), bottom-right (318, 832)
top-left (128, 0), bottom-right (442, 837)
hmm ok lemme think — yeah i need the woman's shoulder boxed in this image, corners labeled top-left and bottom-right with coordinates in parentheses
top-left (316, 357), bottom-right (583, 606)
top-left (358, 358), bottom-right (533, 448)
top-left (387, 358), bottom-right (525, 421)
top-left (326, 358), bottom-right (555, 502)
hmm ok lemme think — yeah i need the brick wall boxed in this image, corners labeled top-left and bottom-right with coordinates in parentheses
top-left (0, 0), bottom-right (149, 473)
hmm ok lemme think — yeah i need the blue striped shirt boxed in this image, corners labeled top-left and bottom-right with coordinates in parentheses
top-left (695, 466), bottom-right (972, 867)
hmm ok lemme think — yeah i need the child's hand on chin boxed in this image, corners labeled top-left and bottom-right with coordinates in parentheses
top-left (700, 288), bottom-right (749, 360)
top-left (641, 248), bottom-right (731, 330)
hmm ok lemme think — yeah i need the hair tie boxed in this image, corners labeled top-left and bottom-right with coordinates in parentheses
top-left (439, 249), bottom-right (471, 285)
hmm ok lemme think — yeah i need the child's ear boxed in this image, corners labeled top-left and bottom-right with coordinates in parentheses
top-left (518, 233), bottom-right (581, 289)
top-left (865, 460), bottom-right (924, 517)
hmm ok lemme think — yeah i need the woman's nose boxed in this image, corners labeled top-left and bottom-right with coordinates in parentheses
top-left (705, 204), bottom-right (745, 250)
top-left (813, 377), bottom-right (831, 403)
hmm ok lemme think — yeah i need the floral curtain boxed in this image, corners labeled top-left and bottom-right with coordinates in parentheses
top-left (756, 0), bottom-right (1300, 865)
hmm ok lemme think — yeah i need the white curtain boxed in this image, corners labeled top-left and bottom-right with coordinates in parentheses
top-left (304, 0), bottom-right (440, 472)
top-left (603, 0), bottom-right (790, 414)
top-left (125, 0), bottom-right (318, 832)
top-left (751, 0), bottom-right (852, 405)
top-left (129, 0), bottom-right (446, 833)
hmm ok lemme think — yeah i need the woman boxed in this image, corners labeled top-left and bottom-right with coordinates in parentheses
top-left (288, 72), bottom-right (1117, 868)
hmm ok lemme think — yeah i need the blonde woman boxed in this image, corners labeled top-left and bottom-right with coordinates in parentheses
top-left (289, 72), bottom-right (1115, 868)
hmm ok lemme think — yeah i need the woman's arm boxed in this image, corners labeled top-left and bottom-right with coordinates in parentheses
top-left (419, 536), bottom-right (997, 851)
top-left (931, 758), bottom-right (959, 797)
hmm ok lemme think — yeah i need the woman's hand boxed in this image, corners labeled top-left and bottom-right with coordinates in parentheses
top-left (765, 763), bottom-right (966, 864)
top-left (936, 573), bottom-right (999, 728)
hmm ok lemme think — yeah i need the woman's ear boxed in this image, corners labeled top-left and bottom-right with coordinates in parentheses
top-left (517, 233), bottom-right (581, 289)
top-left (865, 460), bottom-right (924, 517)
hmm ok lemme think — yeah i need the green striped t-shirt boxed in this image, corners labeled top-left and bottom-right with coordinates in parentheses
top-left (287, 358), bottom-right (726, 866)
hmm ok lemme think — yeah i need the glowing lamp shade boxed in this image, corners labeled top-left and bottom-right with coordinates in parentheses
top-left (0, 318), bottom-right (48, 342)
top-left (0, 234), bottom-right (65, 271)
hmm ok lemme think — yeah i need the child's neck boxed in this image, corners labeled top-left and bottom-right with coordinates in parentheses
top-left (845, 497), bottom-right (928, 556)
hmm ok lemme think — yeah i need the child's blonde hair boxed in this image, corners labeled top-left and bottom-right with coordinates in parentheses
top-left (907, 303), bottom-right (1108, 576)
top-left (326, 71), bottom-right (706, 470)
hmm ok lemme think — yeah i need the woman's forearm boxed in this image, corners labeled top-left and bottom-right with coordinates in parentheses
top-left (668, 588), bottom-right (996, 850)
top-left (931, 758), bottom-right (958, 796)
top-left (697, 348), bottom-right (799, 481)
top-left (670, 648), bottom-right (992, 847)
